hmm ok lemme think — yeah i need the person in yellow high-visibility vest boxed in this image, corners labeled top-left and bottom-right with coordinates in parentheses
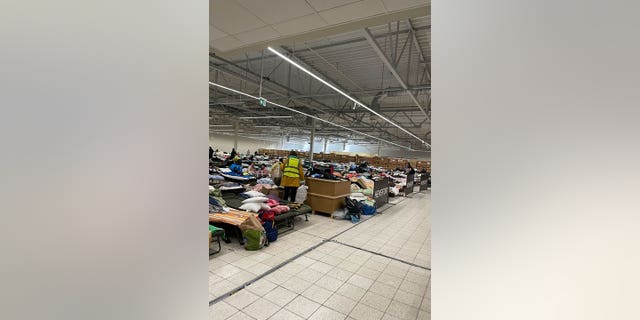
top-left (280, 150), bottom-right (305, 202)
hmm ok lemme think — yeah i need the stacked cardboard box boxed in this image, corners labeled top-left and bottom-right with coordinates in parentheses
top-left (305, 177), bottom-right (350, 218)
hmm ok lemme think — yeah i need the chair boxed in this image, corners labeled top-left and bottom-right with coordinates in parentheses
top-left (209, 225), bottom-right (225, 256)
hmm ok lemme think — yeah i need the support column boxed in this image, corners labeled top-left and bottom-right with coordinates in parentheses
top-left (309, 119), bottom-right (315, 163)
top-left (233, 121), bottom-right (238, 151)
top-left (323, 138), bottom-right (328, 153)
top-left (377, 142), bottom-right (381, 156)
top-left (280, 134), bottom-right (285, 150)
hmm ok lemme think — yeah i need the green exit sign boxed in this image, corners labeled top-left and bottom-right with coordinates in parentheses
top-left (258, 98), bottom-right (267, 107)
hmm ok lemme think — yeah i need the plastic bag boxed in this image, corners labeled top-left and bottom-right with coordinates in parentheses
top-left (240, 214), bottom-right (267, 250)
top-left (295, 185), bottom-right (308, 203)
top-left (333, 208), bottom-right (347, 220)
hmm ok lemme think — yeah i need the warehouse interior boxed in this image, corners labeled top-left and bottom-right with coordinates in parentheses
top-left (209, 1), bottom-right (430, 319)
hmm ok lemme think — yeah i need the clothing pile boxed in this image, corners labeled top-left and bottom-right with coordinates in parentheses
top-left (256, 177), bottom-right (275, 185)
top-left (209, 197), bottom-right (227, 213)
top-left (219, 182), bottom-right (244, 191)
top-left (209, 188), bottom-right (226, 205)
top-left (252, 183), bottom-right (277, 192)
top-left (209, 174), bottom-right (225, 181)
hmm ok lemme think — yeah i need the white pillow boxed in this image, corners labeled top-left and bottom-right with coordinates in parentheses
top-left (242, 197), bottom-right (269, 204)
top-left (239, 203), bottom-right (262, 212)
top-left (243, 190), bottom-right (265, 198)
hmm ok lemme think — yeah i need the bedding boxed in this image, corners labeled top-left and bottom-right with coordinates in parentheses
top-left (220, 172), bottom-right (255, 181)
top-left (242, 190), bottom-right (265, 198)
top-left (241, 197), bottom-right (269, 204)
top-left (209, 211), bottom-right (255, 226)
top-left (256, 177), bottom-right (275, 185)
top-left (239, 202), bottom-right (271, 212)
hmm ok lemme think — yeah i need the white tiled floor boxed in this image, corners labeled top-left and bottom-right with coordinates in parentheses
top-left (210, 190), bottom-right (430, 320)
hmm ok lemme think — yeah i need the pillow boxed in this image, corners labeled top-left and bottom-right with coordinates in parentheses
top-left (243, 190), bottom-right (265, 198)
top-left (239, 203), bottom-right (262, 213)
top-left (242, 197), bottom-right (269, 204)
top-left (260, 203), bottom-right (271, 211)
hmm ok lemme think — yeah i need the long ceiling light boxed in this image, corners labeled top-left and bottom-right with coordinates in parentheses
top-left (267, 46), bottom-right (430, 149)
top-left (239, 115), bottom-right (293, 119)
top-left (209, 82), bottom-right (416, 151)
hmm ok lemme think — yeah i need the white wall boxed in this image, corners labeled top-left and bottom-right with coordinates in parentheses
top-left (209, 133), bottom-right (430, 160)
top-left (209, 133), bottom-right (277, 154)
top-left (302, 139), bottom-right (431, 160)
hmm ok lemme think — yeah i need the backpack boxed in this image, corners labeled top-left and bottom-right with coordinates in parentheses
top-left (345, 198), bottom-right (363, 215)
top-left (360, 202), bottom-right (376, 215)
top-left (262, 220), bottom-right (278, 242)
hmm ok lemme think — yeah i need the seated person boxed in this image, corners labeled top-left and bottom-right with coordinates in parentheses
top-left (229, 158), bottom-right (243, 175)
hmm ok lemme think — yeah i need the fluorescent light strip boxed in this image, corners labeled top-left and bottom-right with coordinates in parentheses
top-left (239, 116), bottom-right (292, 119)
top-left (209, 82), bottom-right (414, 151)
top-left (267, 46), bottom-right (430, 148)
top-left (209, 124), bottom-right (233, 127)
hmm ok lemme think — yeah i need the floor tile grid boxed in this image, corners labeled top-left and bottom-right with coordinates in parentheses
top-left (325, 249), bottom-right (430, 320)
top-left (385, 260), bottom-right (431, 320)
top-left (333, 194), bottom-right (430, 268)
top-left (252, 248), bottom-right (352, 319)
top-left (290, 243), bottom-right (429, 320)
top-left (210, 192), bottom-right (430, 319)
top-left (331, 194), bottom-right (430, 319)
top-left (264, 246), bottom-right (382, 319)
top-left (209, 218), bottom-right (342, 301)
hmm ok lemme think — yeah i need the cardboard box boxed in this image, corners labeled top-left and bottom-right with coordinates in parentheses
top-left (357, 177), bottom-right (374, 190)
top-left (306, 192), bottom-right (349, 217)
top-left (306, 177), bottom-right (351, 196)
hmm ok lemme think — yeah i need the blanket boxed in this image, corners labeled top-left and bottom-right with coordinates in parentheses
top-left (209, 211), bottom-right (256, 226)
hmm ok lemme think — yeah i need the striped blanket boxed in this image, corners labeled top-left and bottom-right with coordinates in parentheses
top-left (209, 210), bottom-right (257, 226)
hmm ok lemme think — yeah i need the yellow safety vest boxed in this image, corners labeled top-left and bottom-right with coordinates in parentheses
top-left (283, 156), bottom-right (300, 178)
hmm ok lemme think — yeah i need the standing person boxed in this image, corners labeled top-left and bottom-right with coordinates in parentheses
top-left (406, 163), bottom-right (415, 174)
top-left (229, 148), bottom-right (237, 159)
top-left (270, 158), bottom-right (282, 185)
top-left (209, 146), bottom-right (213, 160)
top-left (280, 151), bottom-right (304, 202)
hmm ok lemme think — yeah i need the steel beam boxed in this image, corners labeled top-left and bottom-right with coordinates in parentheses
top-left (363, 28), bottom-right (428, 118)
top-left (407, 19), bottom-right (430, 82)
top-left (210, 56), bottom-right (407, 143)
top-left (309, 119), bottom-right (315, 162)
top-left (226, 26), bottom-right (431, 66)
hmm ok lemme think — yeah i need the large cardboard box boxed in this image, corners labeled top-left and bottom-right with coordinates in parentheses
top-left (306, 177), bottom-right (350, 196)
top-left (306, 192), bottom-right (348, 217)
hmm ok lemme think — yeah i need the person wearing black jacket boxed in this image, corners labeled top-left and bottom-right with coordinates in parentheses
top-left (406, 164), bottom-right (415, 174)
top-left (209, 146), bottom-right (213, 160)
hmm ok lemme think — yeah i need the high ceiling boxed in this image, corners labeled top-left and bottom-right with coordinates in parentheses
top-left (210, 0), bottom-right (430, 152)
